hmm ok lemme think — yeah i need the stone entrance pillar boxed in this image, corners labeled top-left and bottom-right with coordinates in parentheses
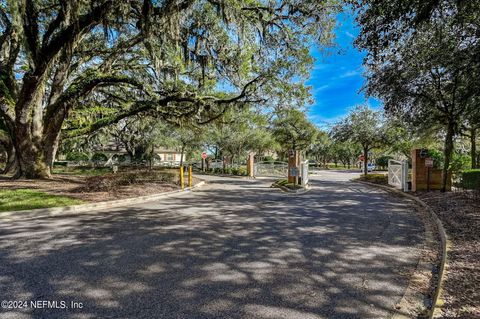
top-left (411, 148), bottom-right (451, 191)
top-left (247, 153), bottom-right (255, 178)
top-left (288, 150), bottom-right (300, 184)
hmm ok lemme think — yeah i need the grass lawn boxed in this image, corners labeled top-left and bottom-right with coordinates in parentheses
top-left (0, 189), bottom-right (84, 212)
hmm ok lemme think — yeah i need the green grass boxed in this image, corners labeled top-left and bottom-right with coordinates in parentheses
top-left (0, 189), bottom-right (84, 212)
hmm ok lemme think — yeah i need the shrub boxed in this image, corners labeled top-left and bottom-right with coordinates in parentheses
top-left (238, 167), bottom-right (247, 176)
top-left (84, 170), bottom-right (176, 191)
top-left (91, 153), bottom-right (108, 163)
top-left (427, 149), bottom-right (444, 169)
top-left (66, 152), bottom-right (89, 161)
top-left (376, 155), bottom-right (393, 170)
top-left (231, 167), bottom-right (239, 175)
top-left (451, 152), bottom-right (471, 173)
top-left (116, 154), bottom-right (128, 163)
top-left (458, 169), bottom-right (480, 190)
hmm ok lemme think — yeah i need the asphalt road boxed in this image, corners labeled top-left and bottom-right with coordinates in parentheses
top-left (0, 171), bottom-right (424, 319)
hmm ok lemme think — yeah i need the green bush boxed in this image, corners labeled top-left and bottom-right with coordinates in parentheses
top-left (427, 149), bottom-right (444, 169)
top-left (238, 167), bottom-right (247, 176)
top-left (231, 167), bottom-right (239, 175)
top-left (376, 155), bottom-right (393, 170)
top-left (91, 153), bottom-right (108, 162)
top-left (66, 152), bottom-right (89, 161)
top-left (458, 169), bottom-right (480, 190)
top-left (53, 161), bottom-right (68, 167)
top-left (451, 152), bottom-right (471, 173)
top-left (113, 154), bottom-right (129, 163)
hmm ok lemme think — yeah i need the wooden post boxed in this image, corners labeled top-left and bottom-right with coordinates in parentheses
top-left (288, 150), bottom-right (300, 184)
top-left (247, 153), bottom-right (255, 177)
top-left (180, 166), bottom-right (185, 190)
top-left (188, 165), bottom-right (193, 187)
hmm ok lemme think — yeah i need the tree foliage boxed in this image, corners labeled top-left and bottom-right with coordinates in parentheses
top-left (350, 0), bottom-right (480, 189)
top-left (332, 105), bottom-right (390, 175)
top-left (0, 0), bottom-right (339, 178)
top-left (271, 109), bottom-right (318, 155)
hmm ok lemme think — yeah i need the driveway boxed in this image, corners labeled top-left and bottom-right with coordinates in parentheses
top-left (0, 171), bottom-right (424, 319)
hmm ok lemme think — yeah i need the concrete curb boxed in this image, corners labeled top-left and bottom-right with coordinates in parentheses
top-left (0, 181), bottom-right (206, 221)
top-left (271, 183), bottom-right (311, 194)
top-left (353, 180), bottom-right (448, 319)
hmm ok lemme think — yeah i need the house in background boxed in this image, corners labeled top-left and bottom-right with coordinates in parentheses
top-left (60, 140), bottom-right (185, 167)
top-left (155, 149), bottom-right (184, 166)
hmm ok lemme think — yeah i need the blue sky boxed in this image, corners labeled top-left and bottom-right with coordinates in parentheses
top-left (307, 12), bottom-right (381, 128)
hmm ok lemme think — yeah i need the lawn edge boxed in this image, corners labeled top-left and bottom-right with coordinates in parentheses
top-left (353, 180), bottom-right (449, 319)
top-left (0, 180), bottom-right (206, 220)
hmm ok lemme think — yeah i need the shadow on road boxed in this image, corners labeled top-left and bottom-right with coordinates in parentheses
top-left (0, 177), bottom-right (424, 319)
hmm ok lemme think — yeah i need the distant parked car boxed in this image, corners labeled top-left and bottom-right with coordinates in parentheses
top-left (367, 163), bottom-right (376, 172)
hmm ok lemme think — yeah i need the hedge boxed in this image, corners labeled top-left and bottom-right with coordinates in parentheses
top-left (458, 169), bottom-right (480, 190)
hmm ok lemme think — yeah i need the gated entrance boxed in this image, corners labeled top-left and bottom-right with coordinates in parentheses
top-left (388, 159), bottom-right (409, 191)
top-left (254, 161), bottom-right (288, 177)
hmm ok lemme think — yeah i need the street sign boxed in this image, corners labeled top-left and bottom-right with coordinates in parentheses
top-left (359, 154), bottom-right (365, 161)
top-left (289, 167), bottom-right (298, 176)
top-left (201, 152), bottom-right (207, 159)
top-left (425, 157), bottom-right (433, 168)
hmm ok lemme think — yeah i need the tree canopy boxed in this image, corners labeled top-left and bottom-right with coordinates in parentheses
top-left (350, 0), bottom-right (480, 189)
top-left (0, 0), bottom-right (339, 178)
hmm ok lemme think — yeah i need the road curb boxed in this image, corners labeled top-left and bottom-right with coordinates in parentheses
top-left (0, 181), bottom-right (206, 220)
top-left (271, 183), bottom-right (311, 194)
top-left (353, 180), bottom-right (449, 319)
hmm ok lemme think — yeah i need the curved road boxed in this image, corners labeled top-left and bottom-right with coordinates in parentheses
top-left (0, 171), bottom-right (424, 319)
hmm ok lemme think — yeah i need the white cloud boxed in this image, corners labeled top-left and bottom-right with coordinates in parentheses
top-left (339, 70), bottom-right (359, 78)
top-left (345, 31), bottom-right (356, 39)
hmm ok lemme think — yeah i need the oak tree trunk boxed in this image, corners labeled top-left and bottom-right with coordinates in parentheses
top-left (471, 127), bottom-right (477, 169)
top-left (441, 122), bottom-right (455, 192)
top-left (363, 146), bottom-right (368, 176)
top-left (1, 142), bottom-right (17, 174)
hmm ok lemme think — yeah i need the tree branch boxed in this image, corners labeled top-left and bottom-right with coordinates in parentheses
top-left (44, 74), bottom-right (144, 122)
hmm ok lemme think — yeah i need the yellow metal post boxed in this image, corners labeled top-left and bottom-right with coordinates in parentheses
top-left (180, 166), bottom-right (185, 190)
top-left (188, 165), bottom-right (193, 187)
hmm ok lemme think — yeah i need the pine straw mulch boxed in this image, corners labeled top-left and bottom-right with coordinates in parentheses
top-left (416, 191), bottom-right (480, 319)
top-left (0, 171), bottom-right (197, 203)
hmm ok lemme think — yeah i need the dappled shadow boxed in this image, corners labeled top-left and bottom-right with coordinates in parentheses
top-left (0, 176), bottom-right (425, 319)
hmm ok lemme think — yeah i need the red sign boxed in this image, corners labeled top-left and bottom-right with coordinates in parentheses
top-left (425, 157), bottom-right (433, 168)
top-left (201, 152), bottom-right (207, 159)
top-left (359, 155), bottom-right (365, 161)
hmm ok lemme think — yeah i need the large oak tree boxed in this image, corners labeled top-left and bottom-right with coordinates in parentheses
top-left (350, 0), bottom-right (480, 190)
top-left (0, 0), bottom-right (338, 178)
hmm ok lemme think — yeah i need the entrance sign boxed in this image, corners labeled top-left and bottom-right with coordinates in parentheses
top-left (289, 167), bottom-right (298, 177)
top-left (425, 158), bottom-right (433, 168)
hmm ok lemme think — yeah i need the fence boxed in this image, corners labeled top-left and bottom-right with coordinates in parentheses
top-left (254, 161), bottom-right (288, 177)
top-left (388, 159), bottom-right (409, 191)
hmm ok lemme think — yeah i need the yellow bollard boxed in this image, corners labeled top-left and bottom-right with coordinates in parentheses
top-left (188, 165), bottom-right (193, 187)
top-left (180, 166), bottom-right (185, 190)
